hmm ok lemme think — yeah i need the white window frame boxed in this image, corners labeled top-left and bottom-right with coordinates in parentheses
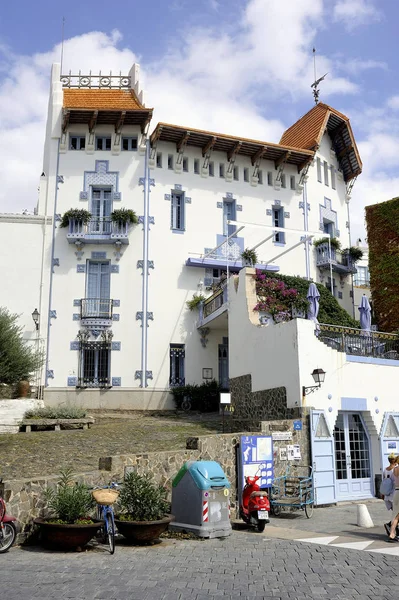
top-left (324, 161), bottom-right (329, 186)
top-left (330, 165), bottom-right (336, 190)
top-left (273, 207), bottom-right (285, 244)
top-left (317, 158), bottom-right (322, 183)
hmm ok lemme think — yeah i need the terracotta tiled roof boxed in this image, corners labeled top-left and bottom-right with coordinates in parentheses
top-left (280, 103), bottom-right (335, 150)
top-left (280, 103), bottom-right (362, 181)
top-left (63, 89), bottom-right (144, 110)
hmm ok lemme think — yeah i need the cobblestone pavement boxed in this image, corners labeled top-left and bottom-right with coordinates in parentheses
top-left (2, 529), bottom-right (398, 600)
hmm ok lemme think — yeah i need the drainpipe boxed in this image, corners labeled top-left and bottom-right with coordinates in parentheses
top-left (140, 139), bottom-right (150, 388)
top-left (303, 180), bottom-right (310, 280)
top-left (347, 197), bottom-right (355, 319)
top-left (45, 139), bottom-right (61, 387)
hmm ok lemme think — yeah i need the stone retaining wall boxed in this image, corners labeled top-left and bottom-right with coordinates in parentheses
top-left (2, 419), bottom-right (310, 537)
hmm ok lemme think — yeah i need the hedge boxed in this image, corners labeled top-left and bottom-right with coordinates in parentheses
top-left (366, 197), bottom-right (399, 332)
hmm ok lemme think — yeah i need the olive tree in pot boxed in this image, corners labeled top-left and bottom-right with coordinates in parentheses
top-left (114, 472), bottom-right (174, 543)
top-left (34, 469), bottom-right (99, 550)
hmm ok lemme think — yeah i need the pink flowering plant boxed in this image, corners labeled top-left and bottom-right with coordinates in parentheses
top-left (253, 270), bottom-right (309, 322)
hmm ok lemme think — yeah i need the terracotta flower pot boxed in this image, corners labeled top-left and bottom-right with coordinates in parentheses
top-left (114, 515), bottom-right (174, 543)
top-left (17, 380), bottom-right (30, 398)
top-left (33, 518), bottom-right (101, 550)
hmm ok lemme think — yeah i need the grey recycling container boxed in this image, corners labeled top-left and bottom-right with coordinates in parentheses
top-left (170, 460), bottom-right (232, 538)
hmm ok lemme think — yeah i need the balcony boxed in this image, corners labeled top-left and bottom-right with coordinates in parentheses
top-left (317, 324), bottom-right (399, 361)
top-left (315, 243), bottom-right (357, 275)
top-left (66, 218), bottom-right (130, 245)
top-left (198, 284), bottom-right (228, 329)
top-left (77, 298), bottom-right (114, 328)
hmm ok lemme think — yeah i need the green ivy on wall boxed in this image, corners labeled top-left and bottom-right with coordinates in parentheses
top-left (366, 197), bottom-right (399, 332)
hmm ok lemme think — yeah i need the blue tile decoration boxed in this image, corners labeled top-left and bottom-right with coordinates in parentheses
top-left (57, 175), bottom-right (64, 184)
top-left (73, 314), bottom-right (81, 321)
top-left (164, 194), bottom-right (171, 201)
top-left (299, 201), bottom-right (304, 209)
top-left (49, 310), bottom-right (57, 319)
top-left (81, 161), bottom-right (120, 202)
top-left (112, 342), bottom-right (121, 351)
top-left (274, 199), bottom-right (281, 206)
top-left (90, 329), bottom-right (101, 338)
top-left (137, 260), bottom-right (144, 269)
top-left (146, 371), bottom-right (153, 380)
top-left (134, 370), bottom-right (142, 380)
top-left (112, 191), bottom-right (121, 201)
top-left (79, 191), bottom-right (88, 201)
top-left (174, 184), bottom-right (182, 191)
top-left (185, 197), bottom-right (192, 204)
top-left (113, 299), bottom-right (120, 307)
top-left (139, 177), bottom-right (145, 186)
top-left (236, 205), bottom-right (242, 211)
top-left (136, 312), bottom-right (143, 321)
top-left (149, 178), bottom-right (155, 186)
top-left (112, 377), bottom-right (121, 387)
top-left (284, 212), bottom-right (290, 218)
top-left (111, 265), bottom-right (119, 273)
top-left (73, 299), bottom-right (81, 307)
top-left (55, 213), bottom-right (62, 222)
top-left (47, 370), bottom-right (54, 379)
top-left (149, 216), bottom-right (155, 225)
top-left (266, 209), bottom-right (272, 216)
top-left (336, 229), bottom-right (340, 237)
top-left (341, 397), bottom-right (367, 411)
top-left (148, 312), bottom-right (154, 321)
top-left (226, 192), bottom-right (233, 199)
top-left (53, 258), bottom-right (60, 267)
top-left (112, 314), bottom-right (120, 321)
top-left (77, 264), bottom-right (85, 273)
top-left (70, 341), bottom-right (80, 350)
top-left (148, 260), bottom-right (154, 269)
top-left (67, 376), bottom-right (77, 387)
top-left (217, 202), bottom-right (223, 208)
top-left (91, 251), bottom-right (106, 259)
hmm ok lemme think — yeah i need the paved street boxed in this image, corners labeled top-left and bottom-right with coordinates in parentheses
top-left (2, 519), bottom-right (398, 600)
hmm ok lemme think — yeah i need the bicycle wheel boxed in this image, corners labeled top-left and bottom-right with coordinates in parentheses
top-left (304, 493), bottom-right (314, 519)
top-left (0, 522), bottom-right (16, 553)
top-left (181, 397), bottom-right (191, 412)
top-left (105, 513), bottom-right (115, 555)
top-left (96, 506), bottom-right (106, 542)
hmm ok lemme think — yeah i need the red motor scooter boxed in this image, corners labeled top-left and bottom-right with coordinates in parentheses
top-left (240, 464), bottom-right (270, 532)
top-left (0, 480), bottom-right (17, 552)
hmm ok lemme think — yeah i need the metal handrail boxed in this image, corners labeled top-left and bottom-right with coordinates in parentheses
top-left (203, 285), bottom-right (228, 318)
top-left (317, 323), bottom-right (399, 359)
top-left (68, 218), bottom-right (128, 236)
top-left (81, 298), bottom-right (113, 319)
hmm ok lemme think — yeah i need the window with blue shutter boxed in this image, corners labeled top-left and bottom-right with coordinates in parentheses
top-left (85, 261), bottom-right (111, 318)
top-left (223, 200), bottom-right (236, 237)
top-left (91, 188), bottom-right (112, 233)
top-left (169, 344), bottom-right (185, 386)
top-left (273, 207), bottom-right (285, 243)
top-left (171, 192), bottom-right (185, 231)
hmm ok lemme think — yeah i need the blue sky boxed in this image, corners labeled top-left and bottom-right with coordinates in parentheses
top-left (0, 0), bottom-right (398, 241)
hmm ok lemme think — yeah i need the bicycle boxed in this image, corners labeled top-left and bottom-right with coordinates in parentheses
top-left (0, 479), bottom-right (17, 553)
top-left (181, 395), bottom-right (192, 412)
top-left (92, 482), bottom-right (120, 555)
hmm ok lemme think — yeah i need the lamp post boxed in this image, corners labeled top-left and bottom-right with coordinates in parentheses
top-left (32, 308), bottom-right (40, 331)
top-left (302, 368), bottom-right (326, 398)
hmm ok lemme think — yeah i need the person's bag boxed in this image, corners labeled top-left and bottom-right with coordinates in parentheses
top-left (380, 476), bottom-right (394, 496)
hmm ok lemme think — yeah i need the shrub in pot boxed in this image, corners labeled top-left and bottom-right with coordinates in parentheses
top-left (241, 248), bottom-right (258, 266)
top-left (34, 468), bottom-right (99, 550)
top-left (59, 208), bottom-right (92, 228)
top-left (110, 208), bottom-right (138, 225)
top-left (115, 472), bottom-right (173, 543)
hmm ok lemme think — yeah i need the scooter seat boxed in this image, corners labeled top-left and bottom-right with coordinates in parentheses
top-left (250, 491), bottom-right (268, 498)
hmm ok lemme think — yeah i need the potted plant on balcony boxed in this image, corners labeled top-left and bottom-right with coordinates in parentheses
top-left (186, 293), bottom-right (206, 311)
top-left (342, 246), bottom-right (364, 263)
top-left (241, 248), bottom-right (258, 266)
top-left (114, 471), bottom-right (174, 543)
top-left (33, 468), bottom-right (99, 550)
top-left (110, 208), bottom-right (138, 226)
top-left (59, 208), bottom-right (92, 229)
top-left (313, 237), bottom-right (341, 250)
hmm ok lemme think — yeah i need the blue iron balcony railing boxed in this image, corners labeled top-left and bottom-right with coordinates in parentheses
top-left (66, 218), bottom-right (130, 244)
top-left (81, 298), bottom-right (113, 320)
top-left (317, 324), bottom-right (399, 360)
top-left (315, 243), bottom-right (357, 275)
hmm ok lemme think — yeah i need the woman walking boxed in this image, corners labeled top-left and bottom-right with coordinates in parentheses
top-left (382, 453), bottom-right (397, 536)
top-left (387, 455), bottom-right (399, 542)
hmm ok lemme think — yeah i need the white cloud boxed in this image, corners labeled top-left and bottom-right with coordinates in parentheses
top-left (333, 0), bottom-right (381, 31)
top-left (387, 95), bottom-right (399, 110)
top-left (337, 58), bottom-right (388, 76)
top-left (0, 0), bottom-right (371, 214)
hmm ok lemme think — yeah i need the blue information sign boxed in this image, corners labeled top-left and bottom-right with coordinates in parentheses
top-left (293, 420), bottom-right (303, 431)
top-left (238, 436), bottom-right (274, 501)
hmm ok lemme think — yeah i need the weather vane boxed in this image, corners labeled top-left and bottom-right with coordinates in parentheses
top-left (311, 48), bottom-right (328, 105)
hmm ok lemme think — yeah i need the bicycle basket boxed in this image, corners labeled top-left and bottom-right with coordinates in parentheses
top-left (92, 489), bottom-right (119, 505)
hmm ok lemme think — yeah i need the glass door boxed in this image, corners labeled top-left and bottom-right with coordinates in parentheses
top-left (218, 340), bottom-right (229, 389)
top-left (91, 188), bottom-right (112, 233)
top-left (334, 412), bottom-right (373, 501)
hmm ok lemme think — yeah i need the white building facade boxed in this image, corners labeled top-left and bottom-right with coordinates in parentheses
top-left (1, 61), bottom-right (363, 410)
